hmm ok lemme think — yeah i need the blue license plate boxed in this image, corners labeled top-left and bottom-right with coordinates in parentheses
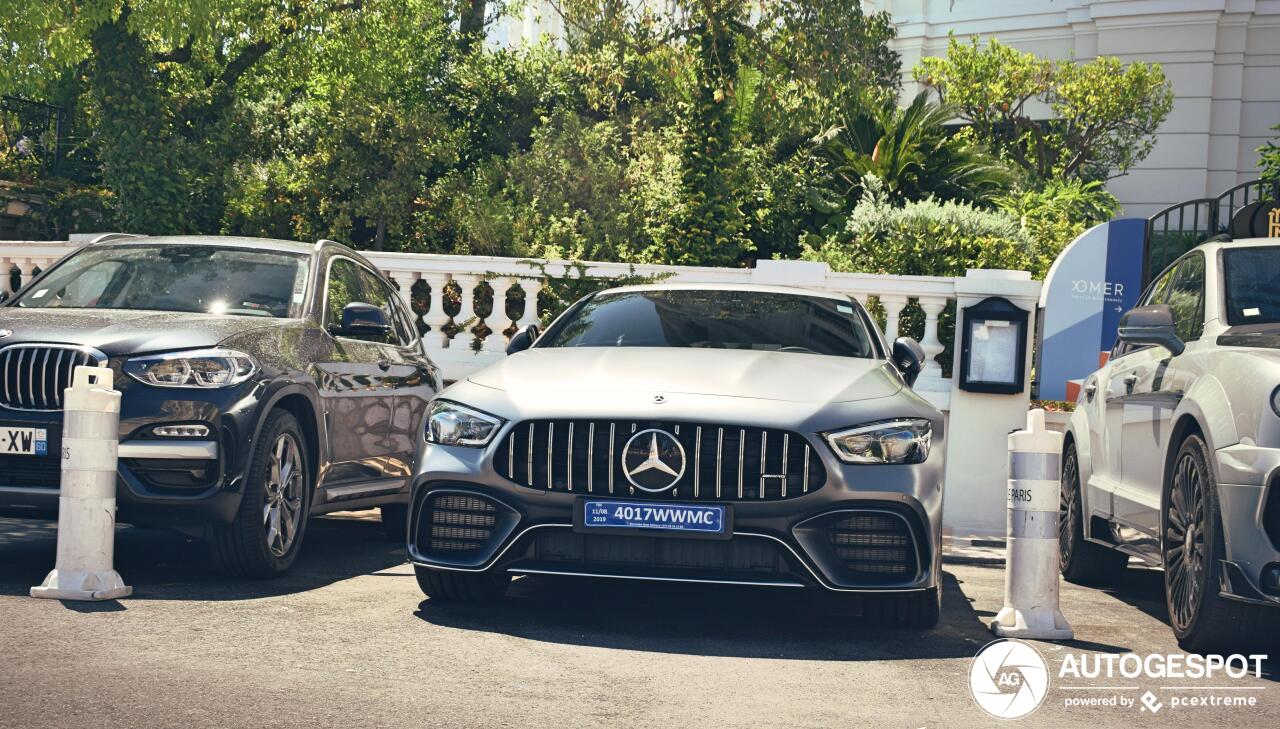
top-left (582, 500), bottom-right (725, 534)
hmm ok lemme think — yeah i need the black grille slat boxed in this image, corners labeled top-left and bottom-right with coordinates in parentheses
top-left (494, 419), bottom-right (826, 501)
top-left (0, 345), bottom-right (102, 411)
top-left (418, 492), bottom-right (501, 556)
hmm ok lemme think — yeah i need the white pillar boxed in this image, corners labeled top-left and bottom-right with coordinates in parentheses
top-left (452, 274), bottom-right (482, 346)
top-left (481, 277), bottom-right (517, 352)
top-left (941, 270), bottom-right (1042, 537)
top-left (516, 278), bottom-right (543, 330)
top-left (422, 273), bottom-right (451, 348)
top-left (880, 295), bottom-right (908, 342)
top-left (918, 296), bottom-right (948, 379)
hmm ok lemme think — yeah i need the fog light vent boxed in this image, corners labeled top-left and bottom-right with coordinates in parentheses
top-left (424, 492), bottom-right (498, 553)
top-left (827, 512), bottom-right (918, 581)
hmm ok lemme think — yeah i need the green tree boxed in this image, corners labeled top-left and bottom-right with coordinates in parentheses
top-left (1260, 124), bottom-right (1280, 183)
top-left (811, 91), bottom-right (1014, 208)
top-left (916, 37), bottom-right (1173, 182)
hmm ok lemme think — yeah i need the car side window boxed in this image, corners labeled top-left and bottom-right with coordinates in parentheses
top-left (379, 280), bottom-right (418, 348)
top-left (1164, 253), bottom-right (1205, 342)
top-left (325, 259), bottom-right (365, 329)
top-left (352, 266), bottom-right (402, 346)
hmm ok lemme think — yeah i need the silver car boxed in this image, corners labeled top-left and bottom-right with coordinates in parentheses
top-left (406, 283), bottom-right (946, 626)
top-left (1063, 237), bottom-right (1280, 651)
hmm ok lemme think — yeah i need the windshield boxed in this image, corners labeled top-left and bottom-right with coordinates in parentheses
top-left (12, 245), bottom-right (310, 318)
top-left (538, 289), bottom-right (877, 358)
top-left (1223, 246), bottom-right (1280, 325)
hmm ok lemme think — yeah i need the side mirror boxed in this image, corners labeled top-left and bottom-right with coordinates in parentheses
top-left (506, 324), bottom-right (540, 355)
top-left (892, 337), bottom-right (925, 387)
top-left (329, 302), bottom-right (391, 339)
top-left (1117, 304), bottom-right (1184, 356)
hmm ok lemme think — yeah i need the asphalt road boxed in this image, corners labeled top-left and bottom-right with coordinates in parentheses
top-left (0, 515), bottom-right (1276, 729)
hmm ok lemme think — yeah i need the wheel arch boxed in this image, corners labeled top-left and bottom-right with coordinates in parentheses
top-left (251, 384), bottom-right (326, 496)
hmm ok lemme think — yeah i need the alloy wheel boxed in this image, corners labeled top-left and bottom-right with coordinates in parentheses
top-left (264, 432), bottom-right (305, 558)
top-left (1059, 451), bottom-right (1077, 566)
top-left (1165, 452), bottom-right (1206, 631)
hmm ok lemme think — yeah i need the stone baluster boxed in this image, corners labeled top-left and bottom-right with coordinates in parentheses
top-left (879, 294), bottom-right (908, 342)
top-left (452, 273), bottom-right (482, 347)
top-left (516, 278), bottom-right (543, 331)
top-left (422, 272), bottom-right (451, 348)
top-left (481, 277), bottom-right (517, 352)
top-left (918, 296), bottom-right (949, 380)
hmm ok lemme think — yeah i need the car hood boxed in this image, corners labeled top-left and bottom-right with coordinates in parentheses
top-left (0, 307), bottom-right (291, 357)
top-left (468, 347), bottom-right (903, 404)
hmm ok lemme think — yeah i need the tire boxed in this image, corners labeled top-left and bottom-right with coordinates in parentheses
top-left (860, 587), bottom-right (941, 629)
top-left (1059, 443), bottom-right (1128, 585)
top-left (380, 503), bottom-right (409, 542)
top-left (415, 565), bottom-right (511, 603)
top-left (210, 410), bottom-right (311, 578)
top-left (1162, 434), bottom-right (1279, 653)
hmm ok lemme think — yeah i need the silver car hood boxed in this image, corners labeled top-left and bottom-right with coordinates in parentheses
top-left (467, 347), bottom-right (903, 404)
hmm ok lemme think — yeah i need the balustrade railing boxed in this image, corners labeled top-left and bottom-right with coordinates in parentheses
top-left (0, 239), bottom-right (1019, 409)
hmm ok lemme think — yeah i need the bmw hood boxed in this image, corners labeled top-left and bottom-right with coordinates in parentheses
top-left (0, 307), bottom-right (291, 357)
top-left (468, 347), bottom-right (904, 404)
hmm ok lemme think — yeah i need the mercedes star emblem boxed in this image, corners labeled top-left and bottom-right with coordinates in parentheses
top-left (621, 428), bottom-right (686, 492)
top-left (652, 394), bottom-right (666, 404)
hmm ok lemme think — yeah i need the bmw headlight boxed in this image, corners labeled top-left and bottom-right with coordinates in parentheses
top-left (124, 348), bottom-right (258, 388)
top-left (824, 419), bottom-right (932, 465)
top-left (426, 400), bottom-right (503, 447)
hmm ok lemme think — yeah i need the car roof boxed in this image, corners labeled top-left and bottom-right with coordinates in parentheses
top-left (1199, 237), bottom-right (1280, 253)
top-left (594, 281), bottom-right (852, 302)
top-left (85, 235), bottom-right (335, 256)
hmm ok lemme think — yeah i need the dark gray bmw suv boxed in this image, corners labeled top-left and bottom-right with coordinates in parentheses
top-left (0, 235), bottom-right (439, 576)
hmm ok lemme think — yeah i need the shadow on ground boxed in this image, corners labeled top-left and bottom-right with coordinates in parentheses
top-left (0, 515), bottom-right (405, 601)
top-left (414, 569), bottom-right (1004, 661)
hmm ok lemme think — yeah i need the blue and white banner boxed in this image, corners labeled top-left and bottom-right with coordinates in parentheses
top-left (1037, 219), bottom-right (1146, 402)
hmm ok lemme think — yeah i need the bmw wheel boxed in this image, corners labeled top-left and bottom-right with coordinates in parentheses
top-left (1059, 443), bottom-right (1127, 585)
top-left (211, 410), bottom-right (311, 577)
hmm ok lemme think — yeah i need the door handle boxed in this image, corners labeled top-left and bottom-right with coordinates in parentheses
top-left (1123, 373), bottom-right (1139, 393)
top-left (1084, 382), bottom-right (1097, 401)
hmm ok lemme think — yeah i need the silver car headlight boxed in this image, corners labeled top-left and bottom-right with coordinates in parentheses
top-left (124, 348), bottom-right (258, 388)
top-left (426, 400), bottom-right (503, 447)
top-left (824, 419), bottom-right (932, 465)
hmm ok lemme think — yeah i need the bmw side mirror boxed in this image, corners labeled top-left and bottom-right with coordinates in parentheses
top-left (506, 324), bottom-right (540, 355)
top-left (1117, 304), bottom-right (1184, 356)
top-left (330, 302), bottom-right (391, 339)
top-left (892, 337), bottom-right (925, 387)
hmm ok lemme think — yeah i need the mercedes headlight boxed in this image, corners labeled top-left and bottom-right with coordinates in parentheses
top-left (824, 419), bottom-right (932, 465)
top-left (426, 400), bottom-right (502, 447)
top-left (124, 348), bottom-right (258, 388)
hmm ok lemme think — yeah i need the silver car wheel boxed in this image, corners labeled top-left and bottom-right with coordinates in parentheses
top-left (263, 432), bottom-right (305, 558)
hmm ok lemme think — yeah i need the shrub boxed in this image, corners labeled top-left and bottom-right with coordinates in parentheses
top-left (995, 179), bottom-right (1119, 277)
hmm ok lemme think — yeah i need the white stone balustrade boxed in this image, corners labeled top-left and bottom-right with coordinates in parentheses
top-left (0, 240), bottom-right (1038, 412)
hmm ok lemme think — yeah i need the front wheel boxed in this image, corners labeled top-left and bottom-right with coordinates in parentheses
top-left (1160, 435), bottom-right (1278, 653)
top-left (210, 410), bottom-right (311, 577)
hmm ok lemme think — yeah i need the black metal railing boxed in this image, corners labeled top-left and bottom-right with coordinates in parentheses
top-left (1145, 178), bottom-right (1280, 283)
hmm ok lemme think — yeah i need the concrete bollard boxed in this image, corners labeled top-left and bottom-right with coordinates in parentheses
top-left (31, 366), bottom-right (132, 601)
top-left (991, 409), bottom-right (1073, 640)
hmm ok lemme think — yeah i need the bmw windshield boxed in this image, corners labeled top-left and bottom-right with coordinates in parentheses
top-left (538, 289), bottom-right (877, 358)
top-left (1223, 245), bottom-right (1280, 325)
top-left (11, 244), bottom-right (310, 318)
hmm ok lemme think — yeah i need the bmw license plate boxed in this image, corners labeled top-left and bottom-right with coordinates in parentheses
top-left (0, 426), bottom-right (49, 457)
top-left (581, 500), bottom-right (727, 535)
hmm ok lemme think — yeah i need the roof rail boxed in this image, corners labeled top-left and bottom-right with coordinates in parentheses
top-left (86, 233), bottom-right (145, 246)
top-left (1205, 233), bottom-right (1233, 243)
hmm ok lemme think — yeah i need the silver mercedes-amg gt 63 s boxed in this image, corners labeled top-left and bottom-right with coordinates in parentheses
top-left (407, 283), bottom-right (947, 626)
top-left (1062, 237), bottom-right (1280, 652)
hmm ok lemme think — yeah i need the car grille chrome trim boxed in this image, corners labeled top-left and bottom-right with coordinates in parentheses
top-left (0, 344), bottom-right (106, 412)
top-left (494, 419), bottom-right (826, 501)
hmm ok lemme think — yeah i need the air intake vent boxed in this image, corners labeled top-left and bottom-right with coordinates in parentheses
top-left (0, 345), bottom-right (105, 411)
top-left (494, 420), bottom-right (826, 501)
top-left (827, 512), bottom-right (919, 582)
top-left (419, 492), bottom-right (500, 554)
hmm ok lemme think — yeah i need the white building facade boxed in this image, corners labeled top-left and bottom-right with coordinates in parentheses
top-left (505, 0), bottom-right (1279, 218)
